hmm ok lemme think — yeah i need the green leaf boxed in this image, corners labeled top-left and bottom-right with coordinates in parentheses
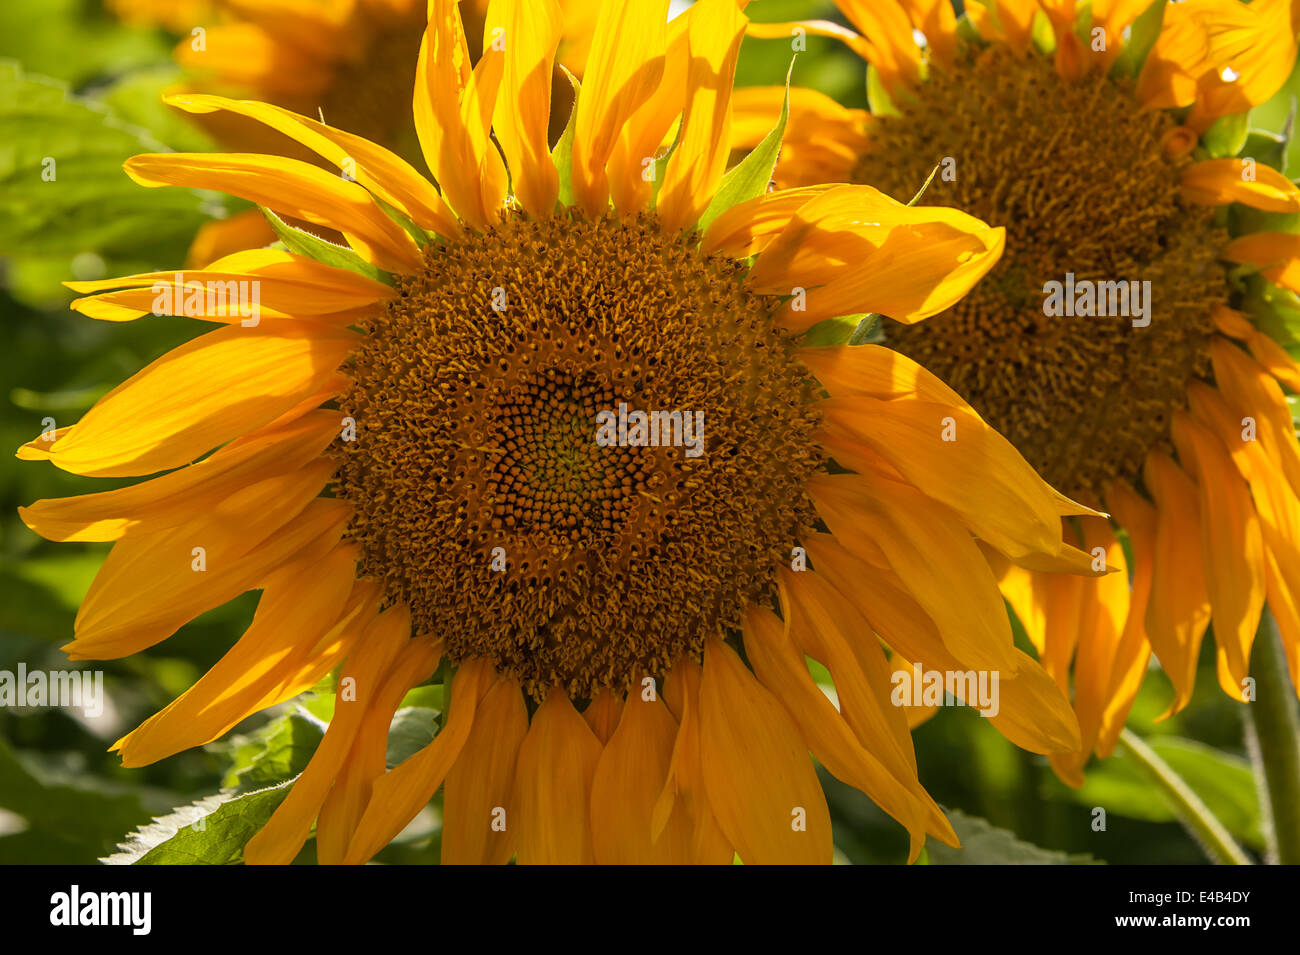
top-left (0, 0), bottom-right (172, 89)
top-left (262, 207), bottom-right (395, 286)
top-left (1110, 0), bottom-right (1167, 79)
top-left (386, 706), bottom-right (441, 768)
top-left (0, 737), bottom-right (150, 864)
top-left (104, 782), bottom-right (295, 865)
top-left (697, 59), bottom-right (794, 234)
top-left (221, 709), bottom-right (326, 792)
top-left (926, 810), bottom-right (1104, 864)
top-left (1059, 737), bottom-right (1264, 850)
top-left (0, 60), bottom-right (209, 258)
top-left (551, 69), bottom-right (581, 208)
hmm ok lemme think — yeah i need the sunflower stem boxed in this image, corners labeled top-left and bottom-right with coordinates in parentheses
top-left (1117, 728), bottom-right (1252, 865)
top-left (1242, 609), bottom-right (1300, 864)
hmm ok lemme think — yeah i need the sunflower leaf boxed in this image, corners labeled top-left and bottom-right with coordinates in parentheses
top-left (926, 810), bottom-right (1104, 865)
top-left (697, 58), bottom-right (794, 234)
top-left (261, 207), bottom-right (395, 287)
top-left (102, 781), bottom-right (295, 865)
top-left (0, 60), bottom-right (209, 258)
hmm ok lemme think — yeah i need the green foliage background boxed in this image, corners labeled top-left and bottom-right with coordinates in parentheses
top-left (0, 0), bottom-right (1292, 865)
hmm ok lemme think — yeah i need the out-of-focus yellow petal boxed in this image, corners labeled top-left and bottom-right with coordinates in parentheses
top-left (1182, 158), bottom-right (1300, 212)
top-left (1212, 337), bottom-right (1300, 498)
top-left (1221, 232), bottom-right (1300, 293)
top-left (1095, 479), bottom-right (1157, 758)
top-left (729, 86), bottom-right (869, 189)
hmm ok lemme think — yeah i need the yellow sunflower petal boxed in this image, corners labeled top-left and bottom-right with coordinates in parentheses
top-left (19, 409), bottom-right (339, 543)
top-left (342, 656), bottom-right (494, 865)
top-left (26, 320), bottom-right (354, 478)
top-left (315, 634), bottom-right (444, 865)
top-left (512, 686), bottom-right (604, 864)
top-left (814, 536), bottom-right (1081, 755)
top-left (1171, 410), bottom-right (1265, 698)
top-left (590, 691), bottom-right (695, 863)
top-left (745, 185), bottom-right (1004, 330)
top-left (485, 0), bottom-right (563, 218)
top-left (655, 0), bottom-right (747, 233)
top-left (698, 638), bottom-right (832, 865)
top-left (244, 605), bottom-right (414, 865)
top-left (414, 0), bottom-right (508, 230)
top-left (162, 93), bottom-right (462, 238)
top-left (68, 490), bottom-right (347, 660)
top-left (741, 603), bottom-right (939, 860)
top-left (570, 0), bottom-right (669, 216)
top-left (1095, 478), bottom-right (1157, 758)
top-left (1182, 158), bottom-right (1300, 212)
top-left (112, 544), bottom-right (364, 767)
top-left (441, 675), bottom-right (529, 865)
top-left (124, 154), bottom-right (422, 272)
top-left (1143, 450), bottom-right (1213, 718)
top-left (807, 472), bottom-right (1020, 674)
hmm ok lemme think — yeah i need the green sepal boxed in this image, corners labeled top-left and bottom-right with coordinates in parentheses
top-left (1202, 110), bottom-right (1252, 159)
top-left (551, 67), bottom-right (581, 208)
top-left (867, 62), bottom-right (900, 117)
top-left (697, 58), bottom-right (794, 234)
top-left (261, 206), bottom-right (395, 287)
top-left (1109, 0), bottom-right (1166, 80)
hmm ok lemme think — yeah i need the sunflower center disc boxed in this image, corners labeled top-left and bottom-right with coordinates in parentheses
top-left (335, 210), bottom-right (823, 699)
top-left (854, 46), bottom-right (1227, 502)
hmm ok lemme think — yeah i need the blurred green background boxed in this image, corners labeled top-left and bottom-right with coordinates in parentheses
top-left (0, 0), bottom-right (1286, 865)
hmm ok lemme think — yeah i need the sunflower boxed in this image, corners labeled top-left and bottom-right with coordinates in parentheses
top-left (743, 0), bottom-right (1300, 784)
top-left (20, 0), bottom-right (1100, 864)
